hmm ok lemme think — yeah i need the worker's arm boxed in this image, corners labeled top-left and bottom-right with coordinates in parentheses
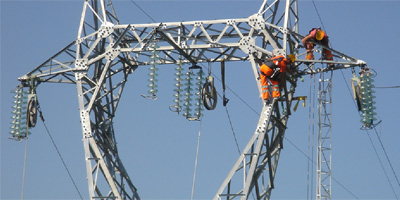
top-left (301, 34), bottom-right (313, 48)
top-left (252, 52), bottom-right (263, 66)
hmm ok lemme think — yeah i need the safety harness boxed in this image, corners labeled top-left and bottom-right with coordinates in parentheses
top-left (260, 58), bottom-right (283, 81)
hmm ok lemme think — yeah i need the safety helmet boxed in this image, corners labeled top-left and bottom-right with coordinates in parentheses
top-left (287, 54), bottom-right (296, 63)
top-left (315, 30), bottom-right (325, 41)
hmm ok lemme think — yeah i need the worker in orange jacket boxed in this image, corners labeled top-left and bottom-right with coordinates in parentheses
top-left (254, 53), bottom-right (296, 104)
top-left (302, 28), bottom-right (333, 65)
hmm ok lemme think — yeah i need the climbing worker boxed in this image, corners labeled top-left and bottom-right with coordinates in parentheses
top-left (253, 53), bottom-right (296, 104)
top-left (302, 28), bottom-right (334, 66)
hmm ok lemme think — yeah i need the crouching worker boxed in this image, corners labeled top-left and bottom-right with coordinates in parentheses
top-left (253, 53), bottom-right (296, 105)
top-left (302, 28), bottom-right (334, 67)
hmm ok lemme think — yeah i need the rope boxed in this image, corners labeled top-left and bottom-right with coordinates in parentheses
top-left (191, 116), bottom-right (203, 200)
top-left (37, 105), bottom-right (84, 200)
top-left (21, 136), bottom-right (28, 200)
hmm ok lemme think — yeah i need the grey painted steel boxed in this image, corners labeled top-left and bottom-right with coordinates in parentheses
top-left (15, 0), bottom-right (368, 199)
top-left (317, 72), bottom-right (333, 200)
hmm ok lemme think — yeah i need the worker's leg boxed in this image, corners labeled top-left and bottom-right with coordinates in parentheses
top-left (306, 53), bottom-right (314, 60)
top-left (323, 49), bottom-right (333, 61)
top-left (271, 80), bottom-right (280, 99)
top-left (262, 86), bottom-right (270, 104)
top-left (321, 38), bottom-right (334, 67)
top-left (323, 49), bottom-right (334, 68)
top-left (305, 41), bottom-right (315, 61)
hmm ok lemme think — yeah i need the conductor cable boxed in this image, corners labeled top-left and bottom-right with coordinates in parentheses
top-left (37, 104), bottom-right (84, 200)
top-left (191, 116), bottom-right (203, 200)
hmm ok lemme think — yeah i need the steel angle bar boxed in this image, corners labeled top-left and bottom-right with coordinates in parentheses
top-left (297, 62), bottom-right (360, 76)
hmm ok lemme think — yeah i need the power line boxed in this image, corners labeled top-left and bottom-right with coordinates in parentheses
top-left (375, 85), bottom-right (400, 89)
top-left (285, 136), bottom-right (360, 200)
top-left (366, 130), bottom-right (399, 199)
top-left (340, 70), bottom-right (399, 199)
top-left (130, 0), bottom-right (156, 23)
top-left (224, 106), bottom-right (241, 155)
top-left (311, 0), bottom-right (327, 31)
top-left (190, 116), bottom-right (203, 200)
top-left (21, 136), bottom-right (28, 200)
top-left (37, 105), bottom-right (84, 200)
top-left (373, 127), bottom-right (400, 190)
top-left (202, 63), bottom-right (243, 155)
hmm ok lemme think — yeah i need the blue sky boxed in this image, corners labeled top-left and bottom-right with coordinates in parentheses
top-left (1, 0), bottom-right (400, 199)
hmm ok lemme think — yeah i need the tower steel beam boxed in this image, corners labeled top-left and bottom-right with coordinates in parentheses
top-left (316, 71), bottom-right (333, 200)
top-left (14, 0), bottom-right (368, 199)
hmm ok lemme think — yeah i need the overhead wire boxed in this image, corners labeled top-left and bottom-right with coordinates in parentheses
top-left (202, 63), bottom-right (242, 155)
top-left (373, 127), bottom-right (400, 190)
top-left (21, 135), bottom-right (28, 200)
top-left (207, 68), bottom-right (259, 115)
top-left (129, 0), bottom-right (156, 23)
top-left (375, 85), bottom-right (400, 89)
top-left (124, 3), bottom-right (209, 198)
top-left (366, 130), bottom-right (399, 199)
top-left (310, 1), bottom-right (364, 199)
top-left (285, 136), bottom-right (360, 200)
top-left (191, 116), bottom-right (203, 200)
top-left (312, 1), bottom-right (400, 195)
top-left (341, 75), bottom-right (399, 199)
top-left (205, 62), bottom-right (361, 199)
top-left (130, 0), bottom-right (252, 157)
top-left (124, 1), bottom-right (370, 199)
top-left (224, 99), bottom-right (241, 155)
top-left (37, 105), bottom-right (84, 200)
top-left (314, 4), bottom-right (400, 194)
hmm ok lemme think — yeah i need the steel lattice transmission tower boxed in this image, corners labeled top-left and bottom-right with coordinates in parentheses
top-left (317, 71), bottom-right (333, 200)
top-left (14, 0), bottom-right (367, 199)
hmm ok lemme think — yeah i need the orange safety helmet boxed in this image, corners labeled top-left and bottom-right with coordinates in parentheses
top-left (287, 54), bottom-right (296, 63)
top-left (315, 30), bottom-right (325, 41)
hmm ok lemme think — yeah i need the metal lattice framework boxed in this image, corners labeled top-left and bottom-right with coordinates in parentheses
top-left (317, 71), bottom-right (333, 200)
top-left (15, 0), bottom-right (367, 199)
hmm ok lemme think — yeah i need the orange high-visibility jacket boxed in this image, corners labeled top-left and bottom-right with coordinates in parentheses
top-left (260, 55), bottom-right (288, 100)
